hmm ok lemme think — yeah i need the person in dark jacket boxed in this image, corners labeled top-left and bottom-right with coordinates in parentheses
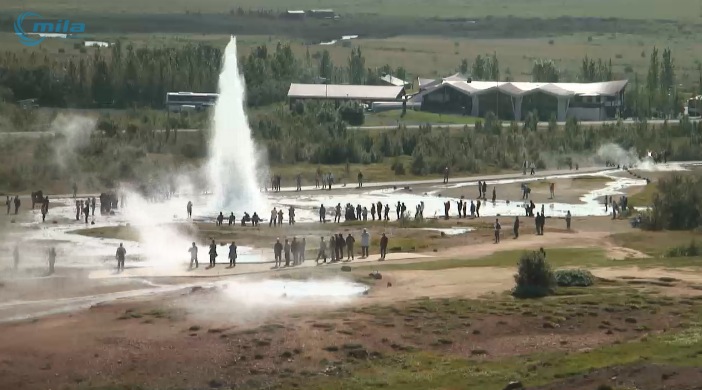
top-left (379, 233), bottom-right (389, 261)
top-left (209, 239), bottom-right (218, 268)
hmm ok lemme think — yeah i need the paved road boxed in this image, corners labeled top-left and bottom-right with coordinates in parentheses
top-left (1, 118), bottom-right (698, 138)
top-left (349, 118), bottom-right (699, 130)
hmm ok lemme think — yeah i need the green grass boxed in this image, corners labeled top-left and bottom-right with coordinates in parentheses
top-left (628, 183), bottom-right (658, 207)
top-left (363, 110), bottom-right (480, 127)
top-left (611, 231), bottom-right (702, 257)
top-left (303, 288), bottom-right (702, 390)
top-left (358, 246), bottom-right (702, 272)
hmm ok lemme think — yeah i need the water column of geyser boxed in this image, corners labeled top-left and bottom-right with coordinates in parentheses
top-left (207, 36), bottom-right (268, 214)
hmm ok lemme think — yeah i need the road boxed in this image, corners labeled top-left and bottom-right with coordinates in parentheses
top-left (1, 118), bottom-right (697, 138)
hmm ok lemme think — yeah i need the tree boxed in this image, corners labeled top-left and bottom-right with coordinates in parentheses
top-left (348, 47), bottom-right (365, 84)
top-left (647, 47), bottom-right (660, 113)
top-left (532, 59), bottom-right (559, 82)
top-left (319, 50), bottom-right (333, 82)
top-left (459, 59), bottom-right (469, 75)
top-left (512, 251), bottom-right (555, 298)
top-left (488, 52), bottom-right (500, 80)
top-left (472, 55), bottom-right (485, 80)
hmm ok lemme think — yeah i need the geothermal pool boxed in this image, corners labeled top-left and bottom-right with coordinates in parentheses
top-left (12, 161), bottom-right (699, 272)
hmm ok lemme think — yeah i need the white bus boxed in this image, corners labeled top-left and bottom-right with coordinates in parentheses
top-left (166, 92), bottom-right (218, 112)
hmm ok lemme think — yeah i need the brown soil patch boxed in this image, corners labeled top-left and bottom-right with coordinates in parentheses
top-left (0, 290), bottom-right (692, 390)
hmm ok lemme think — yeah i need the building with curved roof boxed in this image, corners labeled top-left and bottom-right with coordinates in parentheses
top-left (413, 74), bottom-right (628, 121)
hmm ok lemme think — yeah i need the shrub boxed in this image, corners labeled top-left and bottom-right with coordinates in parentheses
top-left (512, 251), bottom-right (555, 298)
top-left (666, 240), bottom-right (700, 257)
top-left (338, 101), bottom-right (364, 126)
top-left (391, 159), bottom-right (406, 175)
top-left (554, 269), bottom-right (595, 287)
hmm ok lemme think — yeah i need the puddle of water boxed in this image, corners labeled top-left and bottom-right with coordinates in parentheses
top-left (419, 227), bottom-right (473, 236)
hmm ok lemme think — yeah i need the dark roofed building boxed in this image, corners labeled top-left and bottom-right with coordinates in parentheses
top-left (414, 75), bottom-right (628, 121)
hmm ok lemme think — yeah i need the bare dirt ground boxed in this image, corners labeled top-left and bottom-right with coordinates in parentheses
top-left (2, 169), bottom-right (701, 389)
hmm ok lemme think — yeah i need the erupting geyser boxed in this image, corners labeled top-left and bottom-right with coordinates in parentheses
top-left (207, 36), bottom-right (267, 213)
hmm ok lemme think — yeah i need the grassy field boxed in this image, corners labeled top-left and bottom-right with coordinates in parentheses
top-left (612, 230), bottom-right (702, 257)
top-left (3, 0), bottom-right (701, 20)
top-left (3, 30), bottom-right (700, 87)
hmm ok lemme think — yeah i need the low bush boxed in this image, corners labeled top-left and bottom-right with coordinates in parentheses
top-left (512, 251), bottom-right (555, 298)
top-left (554, 269), bottom-right (595, 287)
top-left (665, 240), bottom-right (700, 257)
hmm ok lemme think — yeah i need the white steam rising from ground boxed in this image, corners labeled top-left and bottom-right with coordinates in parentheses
top-left (50, 114), bottom-right (97, 170)
top-left (207, 36), bottom-right (268, 214)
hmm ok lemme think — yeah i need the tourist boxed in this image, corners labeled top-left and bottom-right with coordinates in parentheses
top-left (379, 233), bottom-right (388, 261)
top-left (5, 196), bottom-right (10, 215)
top-left (535, 213), bottom-right (541, 235)
top-left (361, 229), bottom-right (370, 258)
top-left (72, 182), bottom-right (78, 198)
top-left (476, 199), bottom-right (481, 218)
top-left (376, 201), bottom-right (382, 220)
top-left (362, 207), bottom-right (368, 221)
top-left (494, 218), bottom-right (501, 243)
top-left (444, 201), bottom-right (450, 220)
top-left (216, 212), bottom-right (224, 226)
top-left (462, 201), bottom-right (467, 219)
top-left (335, 203), bottom-right (341, 223)
top-left (329, 234), bottom-right (337, 262)
top-left (481, 182), bottom-right (487, 200)
top-left (208, 240), bottom-right (218, 268)
top-left (41, 197), bottom-right (49, 222)
top-left (337, 233), bottom-right (345, 260)
top-left (187, 201), bottom-right (193, 219)
top-left (13, 195), bottom-right (20, 215)
top-left (75, 200), bottom-right (80, 220)
top-left (513, 216), bottom-right (520, 239)
top-left (443, 166), bottom-right (449, 184)
top-left (289, 206), bottom-right (295, 225)
top-left (296, 174), bottom-right (302, 191)
top-left (47, 247), bottom-right (56, 275)
top-left (189, 242), bottom-right (199, 268)
top-left (370, 203), bottom-right (376, 221)
top-left (91, 197), bottom-right (96, 216)
top-left (530, 162), bottom-right (536, 175)
top-left (456, 199), bottom-right (462, 218)
top-left (319, 204), bottom-right (326, 223)
top-left (401, 202), bottom-right (407, 219)
top-left (270, 208), bottom-right (277, 227)
top-left (228, 212), bottom-right (235, 226)
top-left (228, 241), bottom-right (237, 268)
top-left (396, 201), bottom-right (401, 220)
top-left (291, 237), bottom-right (299, 265)
top-left (300, 238), bottom-right (306, 263)
top-left (566, 211), bottom-right (572, 230)
top-left (470, 200), bottom-right (475, 218)
top-left (277, 209), bottom-right (283, 225)
top-left (477, 181), bottom-right (482, 198)
top-left (549, 183), bottom-right (555, 199)
top-left (358, 171), bottom-right (363, 188)
top-left (115, 243), bottom-right (126, 272)
top-left (83, 201), bottom-right (90, 223)
top-left (316, 237), bottom-right (327, 264)
top-left (274, 238), bottom-right (283, 267)
top-left (492, 187), bottom-right (496, 204)
top-left (383, 203), bottom-right (389, 221)
top-left (346, 233), bottom-right (355, 261)
top-left (284, 239), bottom-right (291, 267)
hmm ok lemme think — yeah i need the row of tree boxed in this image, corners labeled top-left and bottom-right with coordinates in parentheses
top-left (0, 38), bottom-right (687, 112)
